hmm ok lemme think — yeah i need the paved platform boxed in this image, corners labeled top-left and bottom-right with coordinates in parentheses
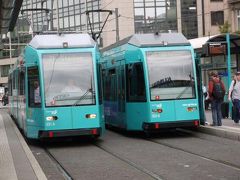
top-left (0, 106), bottom-right (240, 180)
top-left (0, 108), bottom-right (47, 180)
top-left (197, 110), bottom-right (240, 142)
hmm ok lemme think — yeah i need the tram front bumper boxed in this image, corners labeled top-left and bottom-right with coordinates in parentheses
top-left (142, 120), bottom-right (199, 132)
top-left (38, 128), bottom-right (102, 138)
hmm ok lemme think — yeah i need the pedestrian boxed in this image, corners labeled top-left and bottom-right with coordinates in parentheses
top-left (228, 72), bottom-right (240, 125)
top-left (2, 93), bottom-right (8, 106)
top-left (203, 84), bottom-right (210, 110)
top-left (208, 71), bottom-right (226, 126)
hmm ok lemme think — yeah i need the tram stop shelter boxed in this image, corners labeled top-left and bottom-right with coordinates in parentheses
top-left (190, 33), bottom-right (240, 122)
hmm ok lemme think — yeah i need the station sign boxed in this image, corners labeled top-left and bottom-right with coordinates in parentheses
top-left (202, 41), bottom-right (227, 56)
top-left (208, 42), bottom-right (226, 55)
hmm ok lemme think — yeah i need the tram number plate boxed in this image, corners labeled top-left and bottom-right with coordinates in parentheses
top-left (152, 114), bottom-right (160, 118)
top-left (46, 122), bottom-right (55, 126)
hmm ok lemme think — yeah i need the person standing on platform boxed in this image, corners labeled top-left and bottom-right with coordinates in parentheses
top-left (228, 72), bottom-right (240, 125)
top-left (208, 71), bottom-right (226, 126)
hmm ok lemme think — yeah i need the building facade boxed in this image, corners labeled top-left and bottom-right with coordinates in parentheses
top-left (228, 0), bottom-right (240, 33)
top-left (1, 0), bottom-right (240, 88)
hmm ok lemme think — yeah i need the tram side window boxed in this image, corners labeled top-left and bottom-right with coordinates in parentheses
top-left (8, 75), bottom-right (12, 96)
top-left (12, 70), bottom-right (17, 92)
top-left (19, 71), bottom-right (25, 95)
top-left (126, 63), bottom-right (146, 102)
top-left (28, 67), bottom-right (41, 108)
top-left (98, 65), bottom-right (103, 104)
top-left (104, 69), bottom-right (117, 101)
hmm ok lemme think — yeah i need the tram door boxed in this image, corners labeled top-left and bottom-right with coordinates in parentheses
top-left (117, 63), bottom-right (126, 128)
top-left (18, 69), bottom-right (26, 130)
top-left (26, 67), bottom-right (43, 135)
top-left (195, 54), bottom-right (205, 125)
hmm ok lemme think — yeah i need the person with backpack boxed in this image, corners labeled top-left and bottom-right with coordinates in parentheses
top-left (208, 71), bottom-right (226, 126)
top-left (228, 72), bottom-right (240, 124)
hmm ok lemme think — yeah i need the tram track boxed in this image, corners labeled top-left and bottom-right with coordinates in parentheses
top-left (93, 142), bottom-right (163, 180)
top-left (144, 130), bottom-right (240, 172)
top-left (27, 129), bottom-right (240, 179)
top-left (37, 138), bottom-right (161, 180)
top-left (42, 146), bottom-right (74, 180)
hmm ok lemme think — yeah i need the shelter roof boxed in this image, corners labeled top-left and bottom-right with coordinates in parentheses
top-left (189, 33), bottom-right (240, 50)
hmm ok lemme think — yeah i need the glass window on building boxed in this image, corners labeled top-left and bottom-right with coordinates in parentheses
top-left (1, 65), bottom-right (11, 77)
top-left (211, 11), bottom-right (224, 26)
top-left (237, 10), bottom-right (240, 31)
top-left (18, 0), bottom-right (101, 33)
top-left (134, 0), bottom-right (177, 34)
top-left (181, 0), bottom-right (198, 39)
top-left (134, 0), bottom-right (197, 39)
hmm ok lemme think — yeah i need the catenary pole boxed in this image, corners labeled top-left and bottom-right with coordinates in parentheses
top-left (226, 33), bottom-right (232, 118)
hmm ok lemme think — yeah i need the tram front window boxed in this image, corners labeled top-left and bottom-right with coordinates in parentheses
top-left (146, 50), bottom-right (195, 101)
top-left (42, 52), bottom-right (95, 106)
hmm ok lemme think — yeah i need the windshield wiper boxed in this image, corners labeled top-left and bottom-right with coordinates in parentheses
top-left (72, 88), bottom-right (94, 106)
top-left (176, 86), bottom-right (191, 99)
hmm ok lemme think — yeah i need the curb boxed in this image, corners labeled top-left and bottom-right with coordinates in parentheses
top-left (197, 125), bottom-right (240, 142)
top-left (10, 118), bottom-right (47, 180)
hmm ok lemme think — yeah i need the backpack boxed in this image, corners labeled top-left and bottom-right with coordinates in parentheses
top-left (230, 80), bottom-right (237, 99)
top-left (212, 80), bottom-right (225, 100)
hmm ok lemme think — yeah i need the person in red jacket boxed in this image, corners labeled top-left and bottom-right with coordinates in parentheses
top-left (208, 71), bottom-right (226, 126)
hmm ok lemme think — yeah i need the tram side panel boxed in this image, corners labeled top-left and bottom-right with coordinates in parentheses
top-left (124, 48), bottom-right (149, 130)
top-left (24, 47), bottom-right (44, 138)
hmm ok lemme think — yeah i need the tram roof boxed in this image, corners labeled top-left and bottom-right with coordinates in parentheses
top-left (102, 33), bottom-right (190, 52)
top-left (29, 33), bottom-right (96, 49)
top-left (129, 33), bottom-right (190, 47)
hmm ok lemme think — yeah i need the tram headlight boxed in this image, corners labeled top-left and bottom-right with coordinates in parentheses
top-left (46, 116), bottom-right (58, 121)
top-left (86, 114), bottom-right (97, 119)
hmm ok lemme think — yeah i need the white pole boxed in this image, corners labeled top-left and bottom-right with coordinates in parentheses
top-left (85, 0), bottom-right (88, 33)
top-left (8, 32), bottom-right (12, 60)
top-left (30, 0), bottom-right (34, 38)
top-left (56, 0), bottom-right (60, 33)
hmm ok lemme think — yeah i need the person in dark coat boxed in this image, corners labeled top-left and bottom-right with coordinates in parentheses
top-left (2, 93), bottom-right (8, 106)
top-left (208, 71), bottom-right (226, 126)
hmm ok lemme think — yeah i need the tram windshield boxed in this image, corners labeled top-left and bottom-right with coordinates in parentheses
top-left (146, 50), bottom-right (195, 101)
top-left (42, 52), bottom-right (95, 107)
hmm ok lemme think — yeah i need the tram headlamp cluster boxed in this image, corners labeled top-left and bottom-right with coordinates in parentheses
top-left (187, 107), bottom-right (197, 112)
top-left (152, 109), bottom-right (163, 113)
top-left (46, 116), bottom-right (58, 121)
top-left (86, 114), bottom-right (97, 119)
